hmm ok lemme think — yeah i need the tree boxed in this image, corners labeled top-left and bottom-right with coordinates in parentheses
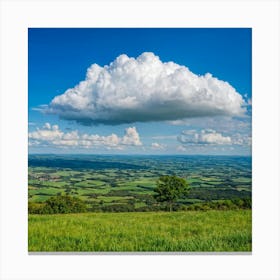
top-left (43, 195), bottom-right (87, 214)
top-left (154, 175), bottom-right (189, 211)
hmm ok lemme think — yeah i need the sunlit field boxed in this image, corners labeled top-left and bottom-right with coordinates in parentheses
top-left (29, 210), bottom-right (251, 252)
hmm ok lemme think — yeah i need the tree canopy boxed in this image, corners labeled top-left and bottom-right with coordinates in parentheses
top-left (153, 175), bottom-right (189, 211)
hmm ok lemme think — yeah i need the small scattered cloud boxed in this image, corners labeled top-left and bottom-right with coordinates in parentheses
top-left (29, 123), bottom-right (64, 142)
top-left (231, 133), bottom-right (252, 146)
top-left (32, 104), bottom-right (48, 112)
top-left (29, 123), bottom-right (142, 149)
top-left (178, 129), bottom-right (251, 147)
top-left (151, 142), bottom-right (166, 150)
top-left (122, 127), bottom-right (142, 146)
top-left (178, 129), bottom-right (232, 145)
top-left (44, 52), bottom-right (246, 125)
top-left (168, 116), bottom-right (251, 132)
top-left (151, 135), bottom-right (177, 140)
top-left (176, 145), bottom-right (187, 152)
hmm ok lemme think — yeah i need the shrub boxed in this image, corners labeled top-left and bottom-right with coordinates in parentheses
top-left (28, 202), bottom-right (46, 214)
top-left (101, 204), bottom-right (135, 212)
top-left (44, 195), bottom-right (87, 214)
top-left (28, 195), bottom-right (87, 214)
top-left (183, 198), bottom-right (251, 211)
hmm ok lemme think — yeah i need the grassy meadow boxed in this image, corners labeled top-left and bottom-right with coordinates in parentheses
top-left (28, 210), bottom-right (251, 252)
top-left (28, 155), bottom-right (252, 252)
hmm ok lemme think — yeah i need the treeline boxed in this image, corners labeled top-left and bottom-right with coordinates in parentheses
top-left (180, 198), bottom-right (251, 211)
top-left (28, 195), bottom-right (251, 214)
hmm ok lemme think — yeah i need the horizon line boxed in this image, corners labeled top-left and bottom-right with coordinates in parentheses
top-left (28, 153), bottom-right (252, 157)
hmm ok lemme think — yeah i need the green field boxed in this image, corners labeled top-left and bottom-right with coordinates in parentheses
top-left (28, 155), bottom-right (252, 212)
top-left (28, 210), bottom-right (251, 252)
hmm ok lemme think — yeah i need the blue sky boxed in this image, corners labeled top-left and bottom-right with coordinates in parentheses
top-left (28, 28), bottom-right (252, 155)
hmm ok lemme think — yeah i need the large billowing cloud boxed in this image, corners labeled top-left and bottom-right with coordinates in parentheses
top-left (28, 123), bottom-right (142, 149)
top-left (46, 52), bottom-right (246, 125)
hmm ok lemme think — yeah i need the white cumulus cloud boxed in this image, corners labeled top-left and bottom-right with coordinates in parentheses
top-left (151, 142), bottom-right (166, 150)
top-left (122, 127), bottom-right (142, 146)
top-left (28, 123), bottom-right (142, 149)
top-left (178, 129), bottom-right (232, 145)
top-left (46, 52), bottom-right (246, 125)
top-left (231, 133), bottom-right (252, 146)
top-left (176, 145), bottom-right (187, 152)
top-left (178, 129), bottom-right (252, 147)
top-left (29, 123), bottom-right (64, 142)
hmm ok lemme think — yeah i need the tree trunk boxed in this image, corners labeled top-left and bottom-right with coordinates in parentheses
top-left (169, 202), bottom-right (172, 212)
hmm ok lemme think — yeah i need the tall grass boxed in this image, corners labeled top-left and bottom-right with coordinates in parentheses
top-left (28, 210), bottom-right (251, 252)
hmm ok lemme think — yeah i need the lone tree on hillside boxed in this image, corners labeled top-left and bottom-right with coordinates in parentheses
top-left (154, 175), bottom-right (189, 211)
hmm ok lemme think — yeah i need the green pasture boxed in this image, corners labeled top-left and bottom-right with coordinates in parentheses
top-left (28, 210), bottom-right (252, 252)
top-left (28, 158), bottom-right (251, 212)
